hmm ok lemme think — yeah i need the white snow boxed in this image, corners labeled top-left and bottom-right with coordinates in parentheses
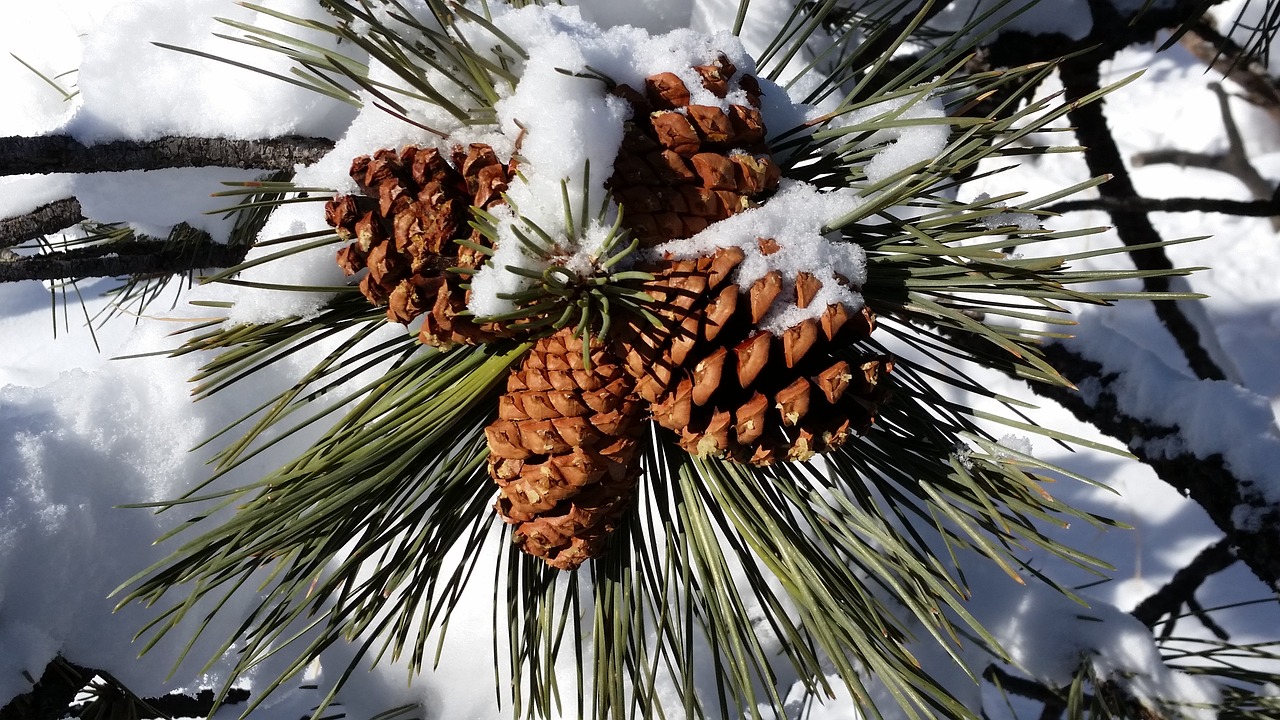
top-left (65, 0), bottom-right (357, 143)
top-left (74, 167), bottom-right (264, 240)
top-left (836, 91), bottom-right (952, 184)
top-left (653, 180), bottom-right (868, 333)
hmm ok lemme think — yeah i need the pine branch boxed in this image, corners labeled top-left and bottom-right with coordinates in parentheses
top-left (0, 223), bottom-right (245, 282)
top-left (0, 134), bottom-right (334, 176)
top-left (0, 197), bottom-right (83, 250)
top-left (1032, 343), bottom-right (1280, 589)
top-left (1059, 54), bottom-right (1229, 383)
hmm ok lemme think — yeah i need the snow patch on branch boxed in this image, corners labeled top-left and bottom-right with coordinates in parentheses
top-left (1064, 312), bottom-right (1280, 532)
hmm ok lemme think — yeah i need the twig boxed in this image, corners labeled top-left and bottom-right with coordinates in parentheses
top-left (1130, 538), bottom-right (1237, 629)
top-left (1059, 55), bottom-right (1229, 383)
top-left (0, 134), bottom-right (334, 176)
top-left (1046, 195), bottom-right (1280, 216)
top-left (1186, 596), bottom-right (1231, 640)
top-left (1130, 82), bottom-right (1279, 230)
top-left (0, 224), bottom-right (246, 282)
top-left (1179, 19), bottom-right (1280, 125)
top-left (984, 665), bottom-right (1070, 706)
top-left (0, 197), bottom-right (83, 249)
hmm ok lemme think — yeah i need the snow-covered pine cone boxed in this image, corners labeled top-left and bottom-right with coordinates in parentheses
top-left (325, 143), bottom-right (509, 347)
top-left (485, 329), bottom-right (645, 570)
top-left (608, 57), bottom-right (780, 246)
top-left (617, 246), bottom-right (889, 465)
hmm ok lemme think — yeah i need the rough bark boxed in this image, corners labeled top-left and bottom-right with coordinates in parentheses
top-left (0, 198), bottom-right (84, 250)
top-left (0, 134), bottom-right (334, 176)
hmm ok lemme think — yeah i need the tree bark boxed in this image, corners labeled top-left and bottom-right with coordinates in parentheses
top-left (0, 198), bottom-right (84, 250)
top-left (0, 134), bottom-right (334, 176)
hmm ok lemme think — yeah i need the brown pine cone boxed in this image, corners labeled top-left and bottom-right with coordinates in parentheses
top-left (608, 57), bottom-right (780, 247)
top-left (325, 143), bottom-right (511, 347)
top-left (617, 246), bottom-right (888, 465)
top-left (486, 329), bottom-right (645, 570)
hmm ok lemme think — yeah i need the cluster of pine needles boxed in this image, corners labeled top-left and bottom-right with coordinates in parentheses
top-left (108, 2), bottom-right (1218, 720)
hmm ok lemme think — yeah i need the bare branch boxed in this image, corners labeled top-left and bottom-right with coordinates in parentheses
top-left (1032, 343), bottom-right (1280, 589)
top-left (1130, 83), bottom-right (1279, 230)
top-left (1060, 56), bottom-right (1229, 383)
top-left (1179, 19), bottom-right (1280, 124)
top-left (0, 224), bottom-right (246, 283)
top-left (0, 134), bottom-right (334, 176)
top-left (1046, 195), bottom-right (1280, 216)
top-left (0, 197), bottom-right (83, 250)
top-left (1130, 538), bottom-right (1237, 629)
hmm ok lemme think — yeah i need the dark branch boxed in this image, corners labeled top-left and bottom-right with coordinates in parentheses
top-left (0, 224), bottom-right (247, 282)
top-left (0, 197), bottom-right (84, 250)
top-left (1060, 53), bottom-right (1229, 383)
top-left (1179, 19), bottom-right (1280, 123)
top-left (1046, 195), bottom-right (1280, 217)
top-left (1032, 343), bottom-right (1280, 589)
top-left (0, 659), bottom-right (90, 720)
top-left (0, 134), bottom-right (334, 176)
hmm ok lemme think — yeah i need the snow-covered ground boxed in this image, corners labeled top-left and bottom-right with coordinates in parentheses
top-left (3, 1), bottom-right (1279, 718)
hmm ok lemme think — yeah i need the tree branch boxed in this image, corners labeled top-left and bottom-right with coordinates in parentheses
top-left (1129, 82), bottom-right (1279, 231)
top-left (1031, 343), bottom-right (1280, 589)
top-left (1179, 18), bottom-right (1280, 124)
top-left (0, 197), bottom-right (84, 250)
top-left (0, 134), bottom-right (334, 176)
top-left (1130, 538), bottom-right (1238, 629)
top-left (1045, 195), bottom-right (1280, 216)
top-left (0, 224), bottom-right (247, 282)
top-left (1060, 52), bottom-right (1229, 383)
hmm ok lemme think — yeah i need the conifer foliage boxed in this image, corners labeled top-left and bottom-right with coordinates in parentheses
top-left (112, 2), bottom-right (1213, 719)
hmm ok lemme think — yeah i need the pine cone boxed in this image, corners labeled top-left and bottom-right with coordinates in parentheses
top-left (617, 246), bottom-right (888, 465)
top-left (486, 330), bottom-right (645, 570)
top-left (608, 57), bottom-right (780, 246)
top-left (325, 143), bottom-right (510, 346)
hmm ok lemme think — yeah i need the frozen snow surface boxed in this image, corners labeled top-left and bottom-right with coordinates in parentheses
top-left (4, 0), bottom-right (1280, 719)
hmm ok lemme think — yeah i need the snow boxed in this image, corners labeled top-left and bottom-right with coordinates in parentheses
top-left (3, 1), bottom-right (1280, 719)
top-left (653, 180), bottom-right (868, 333)
top-left (836, 91), bottom-right (951, 184)
top-left (65, 0), bottom-right (357, 143)
top-left (1066, 306), bottom-right (1280, 521)
top-left (74, 167), bottom-right (264, 239)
